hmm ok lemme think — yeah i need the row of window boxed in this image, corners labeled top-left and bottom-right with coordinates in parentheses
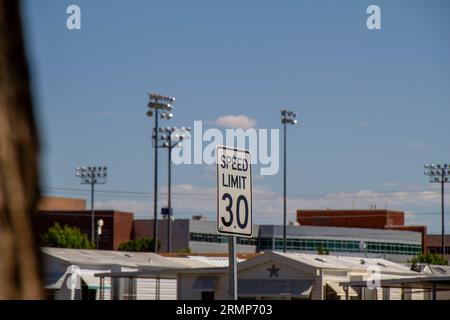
top-left (189, 233), bottom-right (258, 245)
top-left (428, 246), bottom-right (450, 255)
top-left (267, 238), bottom-right (421, 255)
top-left (190, 233), bottom-right (422, 255)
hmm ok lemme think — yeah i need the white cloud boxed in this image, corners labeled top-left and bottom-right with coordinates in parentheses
top-left (214, 115), bottom-right (256, 129)
top-left (95, 184), bottom-right (442, 227)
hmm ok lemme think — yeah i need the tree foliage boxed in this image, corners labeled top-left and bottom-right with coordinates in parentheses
top-left (176, 247), bottom-right (192, 254)
top-left (410, 252), bottom-right (448, 266)
top-left (317, 246), bottom-right (329, 255)
top-left (118, 237), bottom-right (161, 252)
top-left (41, 223), bottom-right (95, 249)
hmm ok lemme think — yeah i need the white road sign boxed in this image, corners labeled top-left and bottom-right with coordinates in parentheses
top-left (216, 145), bottom-right (252, 237)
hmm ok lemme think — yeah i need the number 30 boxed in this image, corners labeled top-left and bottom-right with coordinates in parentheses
top-left (221, 193), bottom-right (249, 229)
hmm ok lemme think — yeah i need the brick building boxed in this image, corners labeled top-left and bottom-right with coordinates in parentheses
top-left (34, 197), bottom-right (134, 250)
top-left (426, 234), bottom-right (450, 259)
top-left (36, 198), bottom-right (445, 261)
top-left (34, 210), bottom-right (134, 250)
top-left (297, 209), bottom-right (428, 254)
top-left (38, 196), bottom-right (86, 211)
top-left (297, 209), bottom-right (406, 229)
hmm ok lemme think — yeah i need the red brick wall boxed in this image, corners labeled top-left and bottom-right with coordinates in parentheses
top-left (38, 196), bottom-right (86, 211)
top-left (297, 209), bottom-right (404, 229)
top-left (426, 234), bottom-right (450, 247)
top-left (426, 234), bottom-right (450, 259)
top-left (113, 211), bottom-right (134, 250)
top-left (33, 210), bottom-right (133, 250)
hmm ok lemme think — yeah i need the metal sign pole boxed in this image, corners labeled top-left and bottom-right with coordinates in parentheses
top-left (228, 235), bottom-right (237, 300)
top-left (217, 146), bottom-right (252, 301)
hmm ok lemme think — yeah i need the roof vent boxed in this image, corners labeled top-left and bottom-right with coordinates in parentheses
top-left (315, 257), bottom-right (327, 263)
top-left (360, 259), bottom-right (366, 265)
top-left (377, 262), bottom-right (387, 268)
top-left (124, 253), bottom-right (132, 258)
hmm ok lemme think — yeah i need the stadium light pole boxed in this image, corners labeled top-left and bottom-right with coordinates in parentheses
top-left (160, 126), bottom-right (191, 252)
top-left (75, 166), bottom-right (108, 247)
top-left (147, 93), bottom-right (175, 253)
top-left (280, 109), bottom-right (299, 253)
top-left (424, 163), bottom-right (450, 259)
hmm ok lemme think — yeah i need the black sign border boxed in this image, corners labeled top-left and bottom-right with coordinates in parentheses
top-left (216, 145), bottom-right (253, 238)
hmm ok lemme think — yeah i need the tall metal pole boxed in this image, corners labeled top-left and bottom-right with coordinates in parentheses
top-left (91, 178), bottom-right (95, 244)
top-left (228, 236), bottom-right (237, 300)
top-left (280, 110), bottom-right (298, 253)
top-left (425, 164), bottom-right (449, 259)
top-left (442, 169), bottom-right (445, 259)
top-left (147, 93), bottom-right (176, 254)
top-left (167, 137), bottom-right (172, 253)
top-left (153, 109), bottom-right (159, 253)
top-left (75, 166), bottom-right (107, 247)
top-left (283, 121), bottom-right (287, 253)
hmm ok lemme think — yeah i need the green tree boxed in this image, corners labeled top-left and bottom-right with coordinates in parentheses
top-left (41, 223), bottom-right (95, 249)
top-left (317, 246), bottom-right (329, 255)
top-left (176, 247), bottom-right (192, 254)
top-left (118, 237), bottom-right (161, 252)
top-left (410, 252), bottom-right (448, 266)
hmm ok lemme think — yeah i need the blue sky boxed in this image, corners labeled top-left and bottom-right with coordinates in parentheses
top-left (22, 0), bottom-right (450, 232)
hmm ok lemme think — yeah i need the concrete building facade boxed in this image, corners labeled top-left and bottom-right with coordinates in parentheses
top-left (34, 198), bottom-right (429, 262)
top-left (297, 209), bottom-right (428, 253)
top-left (135, 219), bottom-right (422, 262)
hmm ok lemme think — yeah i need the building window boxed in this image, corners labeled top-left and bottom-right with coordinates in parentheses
top-left (111, 278), bottom-right (136, 300)
top-left (189, 233), bottom-right (420, 255)
top-left (189, 233), bottom-right (257, 246)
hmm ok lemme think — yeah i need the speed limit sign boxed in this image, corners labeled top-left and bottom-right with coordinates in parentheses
top-left (216, 145), bottom-right (252, 237)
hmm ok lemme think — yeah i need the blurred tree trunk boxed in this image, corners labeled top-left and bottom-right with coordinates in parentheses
top-left (0, 0), bottom-right (43, 299)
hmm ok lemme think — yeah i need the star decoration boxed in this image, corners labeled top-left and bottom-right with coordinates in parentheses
top-left (267, 264), bottom-right (280, 277)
